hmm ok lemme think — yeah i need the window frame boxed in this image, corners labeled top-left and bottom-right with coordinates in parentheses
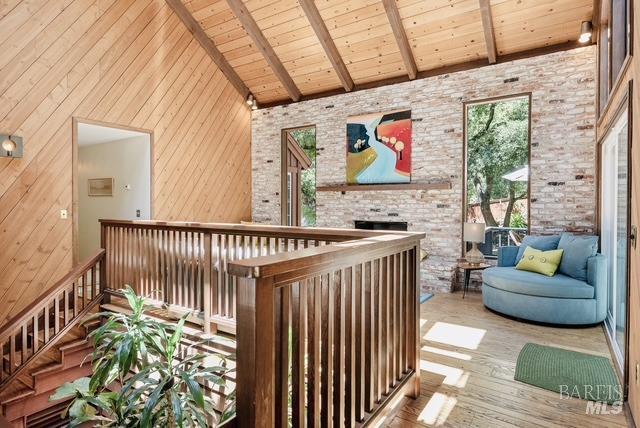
top-left (597, 0), bottom-right (634, 122)
top-left (596, 80), bottom-right (633, 393)
top-left (461, 93), bottom-right (533, 258)
top-left (280, 125), bottom-right (317, 227)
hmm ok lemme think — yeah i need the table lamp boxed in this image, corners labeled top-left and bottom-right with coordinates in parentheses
top-left (464, 222), bottom-right (485, 264)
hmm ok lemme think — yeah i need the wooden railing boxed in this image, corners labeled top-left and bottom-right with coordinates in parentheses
top-left (229, 232), bottom-right (424, 427)
top-left (99, 220), bottom-right (423, 425)
top-left (0, 249), bottom-right (105, 389)
top-left (99, 220), bottom-right (378, 333)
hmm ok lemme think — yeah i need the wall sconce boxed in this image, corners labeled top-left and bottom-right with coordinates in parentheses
top-left (1, 134), bottom-right (23, 158)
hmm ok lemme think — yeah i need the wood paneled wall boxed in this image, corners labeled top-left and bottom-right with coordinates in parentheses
top-left (0, 0), bottom-right (252, 325)
top-left (595, 0), bottom-right (639, 421)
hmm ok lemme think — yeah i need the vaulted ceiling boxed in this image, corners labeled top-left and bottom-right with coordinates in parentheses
top-left (170, 0), bottom-right (594, 106)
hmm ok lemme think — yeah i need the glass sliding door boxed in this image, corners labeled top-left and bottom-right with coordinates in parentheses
top-left (601, 105), bottom-right (629, 372)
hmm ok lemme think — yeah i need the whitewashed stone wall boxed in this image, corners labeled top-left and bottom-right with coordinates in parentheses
top-left (251, 46), bottom-right (597, 293)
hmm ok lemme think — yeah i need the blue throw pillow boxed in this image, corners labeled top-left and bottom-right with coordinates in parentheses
top-left (557, 233), bottom-right (599, 281)
top-left (515, 235), bottom-right (561, 263)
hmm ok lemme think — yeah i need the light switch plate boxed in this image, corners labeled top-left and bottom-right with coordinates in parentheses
top-left (60, 209), bottom-right (68, 219)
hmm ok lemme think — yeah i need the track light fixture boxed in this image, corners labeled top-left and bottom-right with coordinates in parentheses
top-left (246, 94), bottom-right (254, 106)
top-left (251, 98), bottom-right (258, 111)
top-left (579, 21), bottom-right (592, 43)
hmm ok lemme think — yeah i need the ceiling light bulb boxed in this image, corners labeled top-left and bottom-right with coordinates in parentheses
top-left (2, 137), bottom-right (16, 153)
top-left (579, 21), bottom-right (592, 43)
top-left (246, 94), bottom-right (253, 106)
top-left (251, 99), bottom-right (258, 110)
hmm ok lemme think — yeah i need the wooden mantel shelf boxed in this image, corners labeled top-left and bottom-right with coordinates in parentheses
top-left (317, 181), bottom-right (452, 192)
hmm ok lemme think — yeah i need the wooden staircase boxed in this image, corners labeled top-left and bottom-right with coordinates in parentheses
top-left (0, 322), bottom-right (98, 427)
top-left (0, 250), bottom-right (105, 427)
top-left (0, 295), bottom-right (237, 427)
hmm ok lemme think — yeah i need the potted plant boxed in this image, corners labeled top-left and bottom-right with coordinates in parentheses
top-left (50, 287), bottom-right (234, 427)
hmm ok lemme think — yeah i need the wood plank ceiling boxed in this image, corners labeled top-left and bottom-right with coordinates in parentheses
top-left (180, 0), bottom-right (594, 105)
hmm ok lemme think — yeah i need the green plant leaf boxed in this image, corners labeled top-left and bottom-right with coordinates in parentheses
top-left (68, 399), bottom-right (96, 419)
top-left (170, 390), bottom-right (183, 426)
top-left (140, 378), bottom-right (167, 428)
top-left (167, 314), bottom-right (188, 359)
top-left (181, 373), bottom-right (205, 409)
top-left (186, 401), bottom-right (208, 427)
top-left (49, 377), bottom-right (90, 401)
top-left (123, 285), bottom-right (142, 313)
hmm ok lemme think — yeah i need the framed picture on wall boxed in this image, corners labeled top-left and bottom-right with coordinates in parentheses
top-left (346, 109), bottom-right (412, 184)
top-left (88, 178), bottom-right (114, 196)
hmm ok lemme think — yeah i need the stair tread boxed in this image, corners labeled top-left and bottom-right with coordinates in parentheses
top-left (59, 338), bottom-right (91, 353)
top-left (30, 361), bottom-right (65, 378)
top-left (0, 379), bottom-right (34, 404)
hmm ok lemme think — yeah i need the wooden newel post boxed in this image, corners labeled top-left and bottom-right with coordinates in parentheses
top-left (236, 275), bottom-right (276, 428)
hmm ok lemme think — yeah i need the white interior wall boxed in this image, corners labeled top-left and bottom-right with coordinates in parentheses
top-left (78, 136), bottom-right (151, 260)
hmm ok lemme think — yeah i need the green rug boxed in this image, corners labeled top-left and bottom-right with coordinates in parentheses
top-left (515, 343), bottom-right (622, 404)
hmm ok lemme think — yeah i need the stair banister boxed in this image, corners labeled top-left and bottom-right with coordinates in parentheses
top-left (0, 249), bottom-right (105, 389)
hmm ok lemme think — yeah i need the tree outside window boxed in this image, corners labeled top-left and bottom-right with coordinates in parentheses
top-left (290, 128), bottom-right (317, 227)
top-left (465, 95), bottom-right (530, 250)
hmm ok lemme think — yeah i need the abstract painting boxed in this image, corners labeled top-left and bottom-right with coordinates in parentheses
top-left (346, 109), bottom-right (411, 184)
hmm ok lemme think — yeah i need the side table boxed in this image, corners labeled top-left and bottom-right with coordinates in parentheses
top-left (457, 262), bottom-right (491, 298)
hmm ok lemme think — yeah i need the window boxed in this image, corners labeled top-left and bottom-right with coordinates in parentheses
top-left (464, 95), bottom-right (531, 258)
top-left (281, 127), bottom-right (316, 227)
top-left (599, 23), bottom-right (610, 114)
top-left (598, 0), bottom-right (633, 116)
top-left (290, 128), bottom-right (317, 227)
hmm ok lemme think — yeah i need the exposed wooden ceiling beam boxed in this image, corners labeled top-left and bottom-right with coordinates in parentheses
top-left (479, 0), bottom-right (498, 64)
top-left (260, 41), bottom-right (587, 109)
top-left (298, 0), bottom-right (354, 92)
top-left (165, 0), bottom-right (249, 99)
top-left (225, 0), bottom-right (302, 102)
top-left (382, 0), bottom-right (417, 80)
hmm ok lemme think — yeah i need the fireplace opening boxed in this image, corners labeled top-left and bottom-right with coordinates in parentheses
top-left (354, 220), bottom-right (408, 231)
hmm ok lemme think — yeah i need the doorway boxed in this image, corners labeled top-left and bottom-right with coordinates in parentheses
top-left (73, 118), bottom-right (153, 263)
top-left (281, 126), bottom-right (316, 226)
top-left (600, 99), bottom-right (631, 380)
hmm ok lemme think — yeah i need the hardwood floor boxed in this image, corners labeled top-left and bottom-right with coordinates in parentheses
top-left (386, 293), bottom-right (630, 428)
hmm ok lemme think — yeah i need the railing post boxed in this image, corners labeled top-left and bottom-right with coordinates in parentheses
top-left (412, 243), bottom-right (421, 398)
top-left (236, 275), bottom-right (276, 428)
top-left (203, 233), bottom-right (212, 335)
top-left (100, 223), bottom-right (109, 303)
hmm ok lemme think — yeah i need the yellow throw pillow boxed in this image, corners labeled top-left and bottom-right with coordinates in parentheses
top-left (515, 247), bottom-right (564, 277)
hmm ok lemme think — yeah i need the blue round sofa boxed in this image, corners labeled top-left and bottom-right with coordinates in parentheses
top-left (482, 245), bottom-right (607, 325)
